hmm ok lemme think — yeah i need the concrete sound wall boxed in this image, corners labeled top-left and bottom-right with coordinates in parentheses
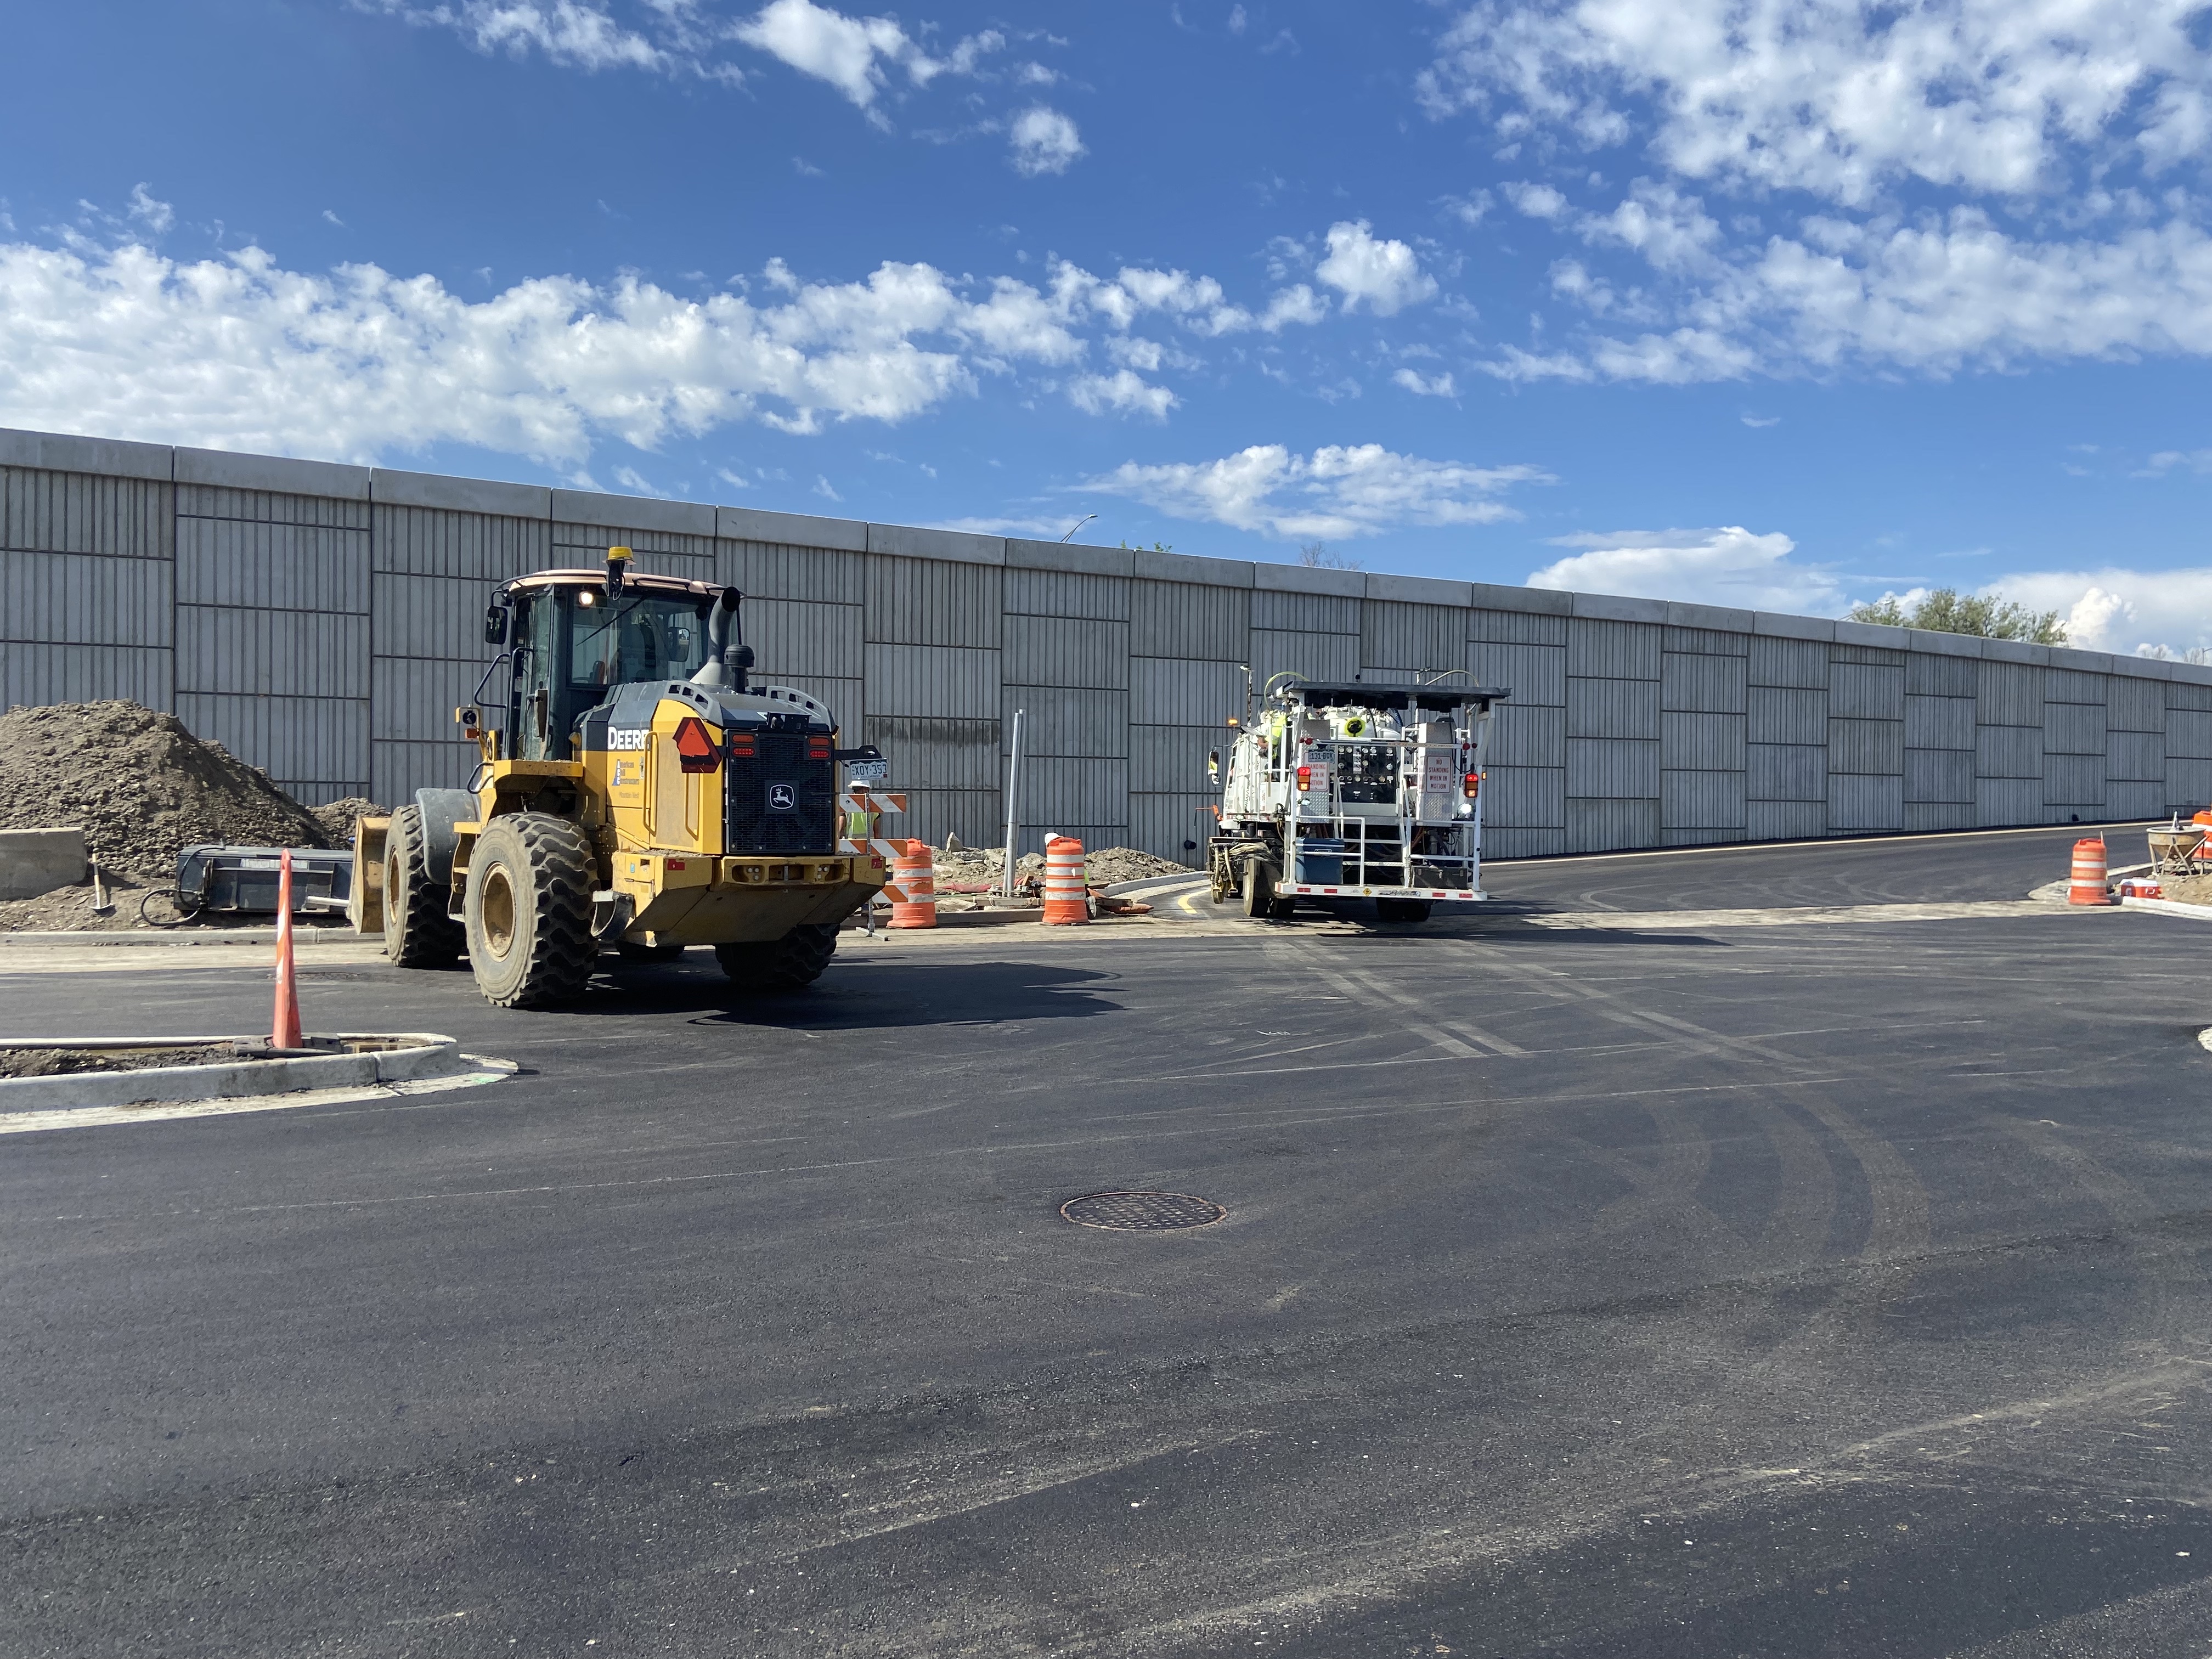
top-left (5, 424), bottom-right (2210, 858)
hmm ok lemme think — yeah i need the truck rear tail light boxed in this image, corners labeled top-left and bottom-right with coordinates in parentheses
top-left (1463, 771), bottom-right (1481, 799)
top-left (1296, 765), bottom-right (1312, 789)
top-left (730, 732), bottom-right (757, 757)
top-left (808, 736), bottom-right (831, 760)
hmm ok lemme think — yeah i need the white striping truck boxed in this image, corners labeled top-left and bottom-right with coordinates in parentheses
top-left (1206, 675), bottom-right (1510, 924)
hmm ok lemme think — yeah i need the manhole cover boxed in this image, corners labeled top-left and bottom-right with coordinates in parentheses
top-left (1060, 1190), bottom-right (1226, 1231)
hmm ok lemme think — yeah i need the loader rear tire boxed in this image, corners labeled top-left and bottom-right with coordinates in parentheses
top-left (715, 923), bottom-right (838, 992)
top-left (463, 813), bottom-right (597, 1009)
top-left (383, 804), bottom-right (464, 967)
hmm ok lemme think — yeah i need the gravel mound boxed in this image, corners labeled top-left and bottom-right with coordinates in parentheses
top-left (311, 797), bottom-right (390, 844)
top-left (929, 843), bottom-right (1192, 890)
top-left (0, 701), bottom-right (332, 879)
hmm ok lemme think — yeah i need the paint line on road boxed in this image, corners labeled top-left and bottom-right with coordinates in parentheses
top-left (0, 1064), bottom-right (514, 1136)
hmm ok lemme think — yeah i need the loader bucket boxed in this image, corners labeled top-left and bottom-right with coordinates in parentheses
top-left (349, 816), bottom-right (391, 934)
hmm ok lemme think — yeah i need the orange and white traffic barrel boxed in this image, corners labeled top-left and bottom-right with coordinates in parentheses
top-left (889, 840), bottom-right (937, 929)
top-left (2068, 837), bottom-right (2111, 905)
top-left (1042, 835), bottom-right (1089, 926)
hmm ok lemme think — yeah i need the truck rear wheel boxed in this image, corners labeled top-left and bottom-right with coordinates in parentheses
top-left (715, 923), bottom-right (838, 992)
top-left (383, 804), bottom-right (464, 967)
top-left (1241, 857), bottom-right (1280, 919)
top-left (463, 813), bottom-right (597, 1008)
top-left (1375, 898), bottom-right (1432, 924)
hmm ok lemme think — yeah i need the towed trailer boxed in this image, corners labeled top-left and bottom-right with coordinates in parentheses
top-left (1207, 675), bottom-right (1509, 924)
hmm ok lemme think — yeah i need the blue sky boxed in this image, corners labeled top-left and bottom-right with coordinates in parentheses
top-left (5, 1), bottom-right (2212, 651)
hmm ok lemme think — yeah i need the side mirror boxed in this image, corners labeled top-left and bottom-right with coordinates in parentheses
top-left (483, 603), bottom-right (509, 646)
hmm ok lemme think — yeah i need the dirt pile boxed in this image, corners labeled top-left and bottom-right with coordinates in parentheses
top-left (0, 701), bottom-right (333, 879)
top-left (311, 797), bottom-right (389, 844)
top-left (927, 843), bottom-right (1192, 893)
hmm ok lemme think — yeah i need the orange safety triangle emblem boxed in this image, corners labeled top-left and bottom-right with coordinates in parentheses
top-left (673, 715), bottom-right (721, 773)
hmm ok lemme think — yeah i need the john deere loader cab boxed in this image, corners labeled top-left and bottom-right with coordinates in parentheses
top-left (350, 548), bottom-right (890, 1009)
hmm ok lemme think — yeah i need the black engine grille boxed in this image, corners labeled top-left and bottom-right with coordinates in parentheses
top-left (725, 732), bottom-right (837, 853)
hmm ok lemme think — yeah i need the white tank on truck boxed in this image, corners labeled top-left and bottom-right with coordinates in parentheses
top-left (1206, 674), bottom-right (1510, 924)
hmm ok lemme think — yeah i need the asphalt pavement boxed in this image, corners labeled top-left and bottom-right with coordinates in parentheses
top-left (4, 824), bottom-right (2210, 1657)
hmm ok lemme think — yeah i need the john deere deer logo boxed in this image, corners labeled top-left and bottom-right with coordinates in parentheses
top-left (768, 782), bottom-right (797, 811)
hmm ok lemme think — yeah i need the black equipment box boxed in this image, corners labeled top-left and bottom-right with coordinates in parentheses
top-left (175, 846), bottom-right (354, 916)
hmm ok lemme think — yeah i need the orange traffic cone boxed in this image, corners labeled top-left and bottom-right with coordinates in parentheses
top-left (1042, 835), bottom-right (1089, 925)
top-left (2067, 837), bottom-right (2111, 906)
top-left (272, 848), bottom-right (304, 1048)
top-left (889, 840), bottom-right (938, 929)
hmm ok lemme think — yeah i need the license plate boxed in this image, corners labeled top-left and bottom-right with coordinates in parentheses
top-left (844, 759), bottom-right (890, 783)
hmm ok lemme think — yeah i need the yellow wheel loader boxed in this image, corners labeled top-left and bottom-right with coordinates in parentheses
top-left (349, 549), bottom-right (890, 1008)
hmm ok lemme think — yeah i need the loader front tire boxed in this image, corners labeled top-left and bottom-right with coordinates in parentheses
top-left (383, 804), bottom-right (464, 967)
top-left (715, 923), bottom-right (838, 992)
top-left (463, 813), bottom-right (597, 1009)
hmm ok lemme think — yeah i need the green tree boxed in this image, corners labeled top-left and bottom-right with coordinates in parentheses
top-left (1847, 588), bottom-right (2067, 645)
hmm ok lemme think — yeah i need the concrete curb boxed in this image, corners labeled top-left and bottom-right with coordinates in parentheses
top-left (2120, 896), bottom-right (2212, 923)
top-left (0, 927), bottom-right (364, 949)
top-left (1101, 872), bottom-right (1204, 899)
top-left (0, 1034), bottom-right (470, 1111)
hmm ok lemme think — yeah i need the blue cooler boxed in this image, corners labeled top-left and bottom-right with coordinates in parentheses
top-left (1294, 839), bottom-right (1346, 884)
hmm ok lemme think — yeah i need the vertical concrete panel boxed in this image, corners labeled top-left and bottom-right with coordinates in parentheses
top-left (1977, 661), bottom-right (2044, 726)
top-left (1747, 800), bottom-right (1826, 840)
top-left (1488, 703), bottom-right (1567, 766)
top-left (1661, 770), bottom-right (1746, 833)
top-left (1004, 567), bottom-right (1128, 621)
top-left (1829, 661), bottom-right (1905, 720)
top-left (1567, 678), bottom-right (1660, 739)
top-left (1748, 636), bottom-right (1826, 689)
top-left (1249, 629), bottom-right (1358, 684)
top-left (862, 644), bottom-right (1000, 718)
top-left (1361, 601), bottom-right (1462, 673)
top-left (2106, 780), bottom-right (2165, 818)
top-left (1828, 774), bottom-right (1904, 831)
top-left (1128, 794), bottom-right (1212, 861)
top-left (865, 555), bottom-right (1002, 647)
top-left (1977, 777), bottom-right (2045, 825)
top-left (1904, 749), bottom-right (1976, 803)
top-left (1468, 608), bottom-right (1567, 646)
top-left (1130, 657), bottom-right (1244, 727)
top-left (2165, 757), bottom-right (2212, 809)
top-left (1747, 744), bottom-right (1826, 802)
top-left (1, 643), bottom-right (174, 711)
top-left (1485, 765), bottom-right (1565, 828)
top-left (1747, 686), bottom-right (1826, 746)
top-left (1828, 718), bottom-right (1904, 774)
top-left (1251, 589), bottom-right (1358, 633)
top-left (1662, 653), bottom-right (1747, 713)
top-left (1128, 724), bottom-right (1220, 794)
top-left (1002, 616), bottom-right (1130, 689)
top-left (1566, 798), bottom-right (1660, 853)
top-left (2043, 701), bottom-right (2107, 755)
top-left (861, 715), bottom-right (1002, 791)
top-left (1904, 695), bottom-right (1975, 751)
top-left (1566, 738), bottom-right (1660, 797)
top-left (1468, 641), bottom-right (1564, 706)
top-left (1906, 653), bottom-right (1977, 697)
top-left (1661, 712), bottom-right (1746, 770)
top-left (747, 599), bottom-right (863, 681)
top-left (2167, 709), bottom-right (2212, 758)
top-left (2107, 731), bottom-right (2164, 782)
top-left (1567, 617), bottom-right (1662, 680)
top-left (1130, 580), bottom-right (1248, 659)
top-left (723, 540), bottom-right (866, 605)
top-left (1486, 825), bottom-right (1567, 859)
top-left (1001, 687), bottom-right (1128, 757)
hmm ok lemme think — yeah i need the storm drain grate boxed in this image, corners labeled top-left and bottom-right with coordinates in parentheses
top-left (1061, 1191), bottom-right (1227, 1231)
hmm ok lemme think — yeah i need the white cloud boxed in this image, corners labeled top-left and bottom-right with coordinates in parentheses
top-left (1082, 444), bottom-right (1549, 540)
top-left (1527, 527), bottom-right (1844, 613)
top-left (366, 0), bottom-right (672, 73)
top-left (2143, 448), bottom-right (2212, 474)
top-left (1067, 369), bottom-right (1176, 419)
top-left (1392, 368), bottom-right (1458, 397)
top-left (127, 185), bottom-right (174, 235)
top-left (1314, 220), bottom-right (1437, 315)
top-left (1420, 0), bottom-right (2212, 208)
top-left (1985, 567), bottom-right (2212, 656)
top-left (1426, 5), bottom-right (2212, 385)
top-left (0, 238), bottom-right (1105, 460)
top-left (1008, 105), bottom-right (1085, 176)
